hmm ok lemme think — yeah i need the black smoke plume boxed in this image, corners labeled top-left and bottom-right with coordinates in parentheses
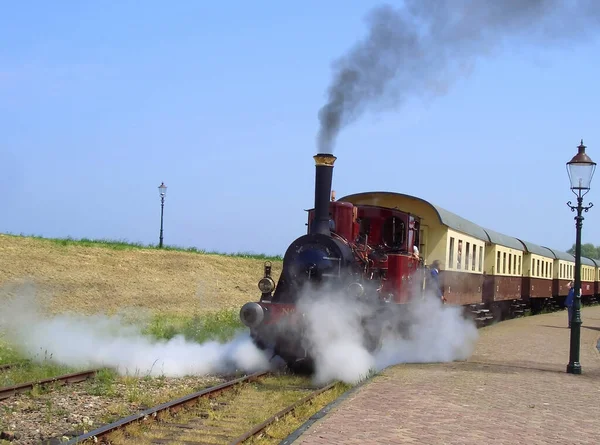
top-left (317, 0), bottom-right (600, 153)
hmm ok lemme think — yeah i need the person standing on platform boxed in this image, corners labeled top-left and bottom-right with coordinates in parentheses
top-left (426, 260), bottom-right (446, 303)
top-left (565, 281), bottom-right (575, 328)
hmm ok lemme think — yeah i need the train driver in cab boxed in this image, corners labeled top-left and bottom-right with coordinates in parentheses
top-left (328, 212), bottom-right (336, 232)
top-left (412, 245), bottom-right (420, 260)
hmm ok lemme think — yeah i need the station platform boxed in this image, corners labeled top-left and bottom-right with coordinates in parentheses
top-left (293, 306), bottom-right (600, 445)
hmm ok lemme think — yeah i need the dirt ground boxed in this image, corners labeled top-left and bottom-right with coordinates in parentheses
top-left (0, 235), bottom-right (282, 316)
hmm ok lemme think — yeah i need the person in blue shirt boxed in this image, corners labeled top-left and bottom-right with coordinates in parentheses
top-left (328, 212), bottom-right (336, 232)
top-left (565, 281), bottom-right (575, 328)
top-left (426, 260), bottom-right (446, 303)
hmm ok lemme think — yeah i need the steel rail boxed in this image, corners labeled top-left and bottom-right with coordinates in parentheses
top-left (0, 363), bottom-right (18, 371)
top-left (63, 370), bottom-right (270, 445)
top-left (0, 369), bottom-right (98, 401)
top-left (228, 381), bottom-right (337, 445)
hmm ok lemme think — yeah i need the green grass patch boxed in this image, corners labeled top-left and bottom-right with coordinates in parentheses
top-left (1, 232), bottom-right (283, 261)
top-left (142, 308), bottom-right (244, 343)
top-left (0, 341), bottom-right (79, 387)
top-left (86, 368), bottom-right (119, 397)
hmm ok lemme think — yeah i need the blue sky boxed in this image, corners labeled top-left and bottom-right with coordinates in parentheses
top-left (1, 1), bottom-right (599, 257)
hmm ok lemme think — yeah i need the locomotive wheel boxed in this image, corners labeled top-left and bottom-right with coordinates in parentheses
top-left (250, 332), bottom-right (268, 351)
top-left (362, 326), bottom-right (383, 353)
top-left (286, 357), bottom-right (315, 375)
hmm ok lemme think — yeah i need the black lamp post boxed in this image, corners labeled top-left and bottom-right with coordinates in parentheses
top-left (566, 140), bottom-right (595, 375)
top-left (158, 182), bottom-right (167, 248)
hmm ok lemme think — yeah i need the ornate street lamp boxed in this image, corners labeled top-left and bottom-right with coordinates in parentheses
top-left (566, 140), bottom-right (595, 374)
top-left (158, 182), bottom-right (167, 248)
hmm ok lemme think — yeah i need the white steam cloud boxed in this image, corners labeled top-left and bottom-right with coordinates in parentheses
top-left (296, 281), bottom-right (479, 385)
top-left (0, 285), bottom-right (271, 377)
top-left (0, 282), bottom-right (477, 384)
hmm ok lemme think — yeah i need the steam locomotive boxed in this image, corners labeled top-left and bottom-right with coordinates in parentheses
top-left (239, 153), bottom-right (427, 372)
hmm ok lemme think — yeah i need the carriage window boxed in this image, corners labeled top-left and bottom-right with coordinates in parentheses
top-left (543, 261), bottom-right (546, 278)
top-left (465, 242), bottom-right (470, 270)
top-left (472, 245), bottom-right (477, 271)
top-left (502, 252), bottom-right (506, 274)
top-left (508, 253), bottom-right (512, 274)
top-left (449, 237), bottom-right (455, 269)
top-left (543, 262), bottom-right (546, 278)
top-left (382, 216), bottom-right (405, 249)
top-left (457, 240), bottom-right (463, 269)
top-left (478, 246), bottom-right (483, 272)
top-left (497, 251), bottom-right (501, 273)
top-left (518, 256), bottom-right (521, 275)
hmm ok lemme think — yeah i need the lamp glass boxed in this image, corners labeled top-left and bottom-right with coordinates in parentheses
top-left (567, 162), bottom-right (596, 192)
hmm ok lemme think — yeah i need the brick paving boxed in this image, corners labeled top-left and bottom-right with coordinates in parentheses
top-left (294, 306), bottom-right (600, 445)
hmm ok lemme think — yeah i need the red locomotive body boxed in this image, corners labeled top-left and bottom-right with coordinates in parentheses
top-left (239, 153), bottom-right (427, 372)
top-left (307, 200), bottom-right (424, 303)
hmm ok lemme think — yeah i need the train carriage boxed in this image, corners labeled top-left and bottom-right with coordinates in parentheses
top-left (596, 261), bottom-right (600, 297)
top-left (338, 191), bottom-right (487, 306)
top-left (579, 256), bottom-right (596, 297)
top-left (543, 247), bottom-right (575, 297)
top-left (517, 240), bottom-right (554, 301)
top-left (480, 228), bottom-right (524, 308)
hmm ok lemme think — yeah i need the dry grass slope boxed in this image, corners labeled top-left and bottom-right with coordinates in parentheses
top-left (0, 234), bottom-right (282, 316)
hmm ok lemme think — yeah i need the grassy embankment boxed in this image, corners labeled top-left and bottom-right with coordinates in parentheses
top-left (0, 233), bottom-right (283, 383)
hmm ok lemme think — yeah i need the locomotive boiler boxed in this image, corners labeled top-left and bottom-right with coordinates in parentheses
top-left (239, 153), bottom-right (426, 373)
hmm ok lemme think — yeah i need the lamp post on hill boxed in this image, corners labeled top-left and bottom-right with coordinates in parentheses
top-left (158, 182), bottom-right (167, 248)
top-left (566, 140), bottom-right (595, 375)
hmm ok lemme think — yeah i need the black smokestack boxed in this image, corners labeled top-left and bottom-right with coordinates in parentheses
top-left (317, 0), bottom-right (600, 153)
top-left (311, 153), bottom-right (336, 236)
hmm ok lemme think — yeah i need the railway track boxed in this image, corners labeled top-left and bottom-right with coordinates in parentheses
top-left (0, 363), bottom-right (19, 371)
top-left (0, 369), bottom-right (98, 401)
top-left (0, 361), bottom-right (33, 372)
top-left (60, 370), bottom-right (337, 445)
